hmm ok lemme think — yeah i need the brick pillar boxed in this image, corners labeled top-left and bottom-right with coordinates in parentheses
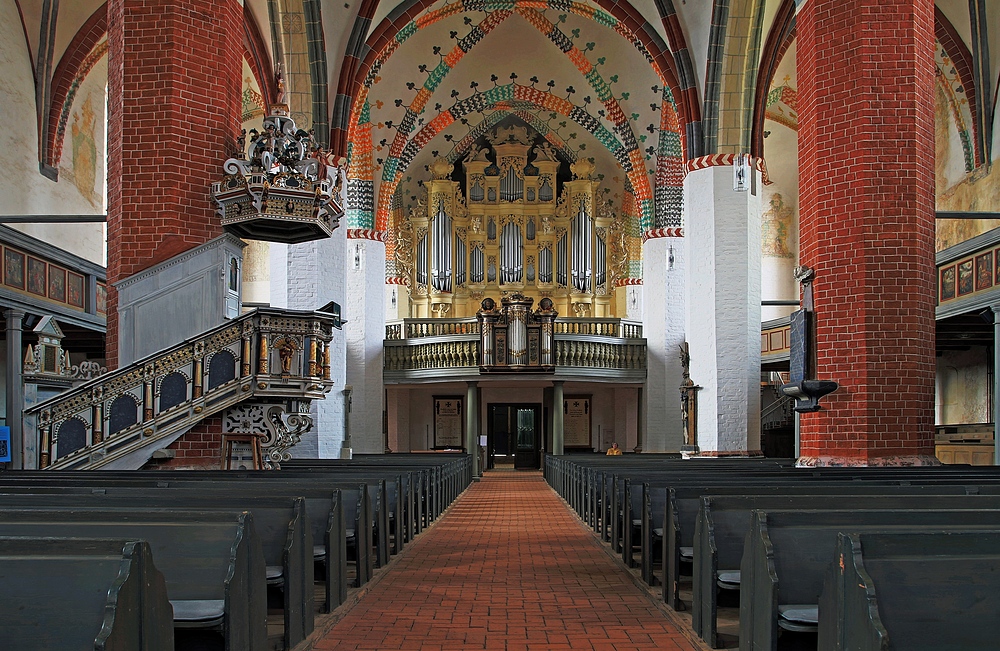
top-left (796, 0), bottom-right (937, 465)
top-left (106, 0), bottom-right (242, 368)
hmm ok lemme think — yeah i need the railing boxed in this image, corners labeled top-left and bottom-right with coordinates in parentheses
top-left (761, 394), bottom-right (794, 430)
top-left (384, 338), bottom-right (480, 371)
top-left (383, 316), bottom-right (645, 379)
top-left (385, 317), bottom-right (641, 340)
top-left (554, 318), bottom-right (642, 338)
top-left (27, 307), bottom-right (336, 469)
top-left (385, 319), bottom-right (480, 340)
top-left (554, 339), bottom-right (646, 370)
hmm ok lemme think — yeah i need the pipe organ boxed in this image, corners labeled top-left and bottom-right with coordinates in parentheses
top-left (399, 125), bottom-right (629, 319)
top-left (477, 294), bottom-right (557, 372)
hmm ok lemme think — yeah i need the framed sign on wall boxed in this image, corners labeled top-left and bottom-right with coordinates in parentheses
top-left (434, 396), bottom-right (464, 449)
top-left (563, 395), bottom-right (592, 448)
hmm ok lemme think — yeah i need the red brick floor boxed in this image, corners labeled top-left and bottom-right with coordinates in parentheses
top-left (311, 471), bottom-right (705, 651)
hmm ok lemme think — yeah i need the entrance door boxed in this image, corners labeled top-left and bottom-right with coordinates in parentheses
top-left (488, 404), bottom-right (541, 470)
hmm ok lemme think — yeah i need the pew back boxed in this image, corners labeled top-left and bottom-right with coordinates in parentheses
top-left (0, 536), bottom-right (174, 651)
top-left (818, 530), bottom-right (1000, 651)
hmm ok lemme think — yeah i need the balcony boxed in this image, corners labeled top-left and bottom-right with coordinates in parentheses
top-left (384, 315), bottom-right (645, 384)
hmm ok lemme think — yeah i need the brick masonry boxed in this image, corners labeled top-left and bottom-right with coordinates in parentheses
top-left (155, 415), bottom-right (225, 470)
top-left (796, 0), bottom-right (937, 463)
top-left (105, 0), bottom-right (242, 369)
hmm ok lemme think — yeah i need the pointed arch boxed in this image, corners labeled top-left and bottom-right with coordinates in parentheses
top-left (43, 3), bottom-right (107, 178)
top-left (334, 0), bottom-right (688, 159)
top-left (750, 0), bottom-right (795, 159)
top-left (368, 83), bottom-right (654, 236)
top-left (343, 3), bottom-right (682, 239)
top-left (934, 8), bottom-right (980, 171)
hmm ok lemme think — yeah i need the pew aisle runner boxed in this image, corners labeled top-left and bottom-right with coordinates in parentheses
top-left (306, 471), bottom-right (706, 651)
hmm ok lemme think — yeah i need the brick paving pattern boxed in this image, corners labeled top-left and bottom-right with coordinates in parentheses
top-left (313, 472), bottom-right (702, 651)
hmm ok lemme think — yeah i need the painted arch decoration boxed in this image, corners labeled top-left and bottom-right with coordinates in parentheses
top-left (343, 0), bottom-right (685, 242)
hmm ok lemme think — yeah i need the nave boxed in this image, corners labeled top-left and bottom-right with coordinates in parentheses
top-left (306, 472), bottom-right (703, 651)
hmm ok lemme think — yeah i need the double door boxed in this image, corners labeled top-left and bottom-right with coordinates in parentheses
top-left (488, 404), bottom-right (541, 470)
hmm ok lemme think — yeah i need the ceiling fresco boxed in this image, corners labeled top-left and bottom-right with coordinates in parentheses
top-left (343, 0), bottom-right (686, 238)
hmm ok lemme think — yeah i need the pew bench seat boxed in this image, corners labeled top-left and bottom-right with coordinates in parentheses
top-left (717, 571), bottom-right (740, 590)
top-left (777, 604), bottom-right (818, 633)
top-left (172, 599), bottom-right (227, 629)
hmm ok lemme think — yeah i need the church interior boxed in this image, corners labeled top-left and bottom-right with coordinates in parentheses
top-left (2, 0), bottom-right (1000, 649)
top-left (0, 0), bottom-right (996, 470)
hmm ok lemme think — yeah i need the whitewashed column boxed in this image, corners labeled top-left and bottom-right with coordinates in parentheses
top-left (684, 165), bottom-right (762, 455)
top-left (345, 238), bottom-right (387, 453)
top-left (642, 237), bottom-right (686, 452)
top-left (280, 235), bottom-right (347, 458)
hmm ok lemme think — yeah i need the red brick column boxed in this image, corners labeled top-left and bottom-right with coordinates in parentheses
top-left (796, 0), bottom-right (937, 465)
top-left (106, 0), bottom-right (242, 368)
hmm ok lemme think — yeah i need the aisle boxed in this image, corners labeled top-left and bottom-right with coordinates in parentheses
top-left (310, 471), bottom-right (704, 651)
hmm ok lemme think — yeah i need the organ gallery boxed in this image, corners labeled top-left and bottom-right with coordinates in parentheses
top-left (392, 125), bottom-right (637, 319)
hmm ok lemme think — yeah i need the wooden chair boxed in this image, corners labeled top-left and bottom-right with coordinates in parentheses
top-left (221, 433), bottom-right (263, 470)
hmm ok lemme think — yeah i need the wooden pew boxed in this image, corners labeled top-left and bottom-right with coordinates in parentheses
top-left (0, 537), bottom-right (174, 651)
top-left (692, 493), bottom-right (1000, 648)
top-left (0, 509), bottom-right (266, 651)
top-left (0, 477), bottom-right (365, 612)
top-left (0, 492), bottom-right (312, 649)
top-left (659, 481), bottom-right (993, 609)
top-left (742, 508), bottom-right (1000, 651)
top-left (817, 530), bottom-right (1000, 651)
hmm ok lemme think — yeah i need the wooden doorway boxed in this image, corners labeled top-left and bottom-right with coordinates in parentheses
top-left (487, 404), bottom-right (541, 470)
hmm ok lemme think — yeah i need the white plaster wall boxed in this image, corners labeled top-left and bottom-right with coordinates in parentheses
top-left (386, 386), bottom-right (410, 451)
top-left (0, 9), bottom-right (106, 264)
top-left (760, 42), bottom-right (799, 322)
top-left (613, 386), bottom-right (639, 451)
top-left (345, 239), bottom-right (386, 453)
top-left (684, 165), bottom-right (762, 454)
top-left (936, 347), bottom-right (990, 425)
top-left (642, 237), bottom-right (685, 452)
top-left (269, 243), bottom-right (289, 307)
top-left (242, 240), bottom-right (271, 306)
top-left (285, 233), bottom-right (347, 458)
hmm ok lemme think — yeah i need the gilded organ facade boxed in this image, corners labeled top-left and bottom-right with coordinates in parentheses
top-left (394, 126), bottom-right (634, 319)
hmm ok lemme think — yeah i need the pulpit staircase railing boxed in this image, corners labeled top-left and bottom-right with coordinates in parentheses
top-left (25, 307), bottom-right (337, 470)
top-left (761, 382), bottom-right (794, 431)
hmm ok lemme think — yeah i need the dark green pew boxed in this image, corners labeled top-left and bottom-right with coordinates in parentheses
top-left (0, 476), bottom-right (366, 611)
top-left (0, 537), bottom-right (174, 651)
top-left (0, 509), bottom-right (266, 651)
top-left (818, 530), bottom-right (1000, 651)
top-left (742, 509), bottom-right (1000, 651)
top-left (693, 494), bottom-right (1000, 648)
top-left (658, 481), bottom-right (997, 609)
top-left (0, 492), bottom-right (311, 649)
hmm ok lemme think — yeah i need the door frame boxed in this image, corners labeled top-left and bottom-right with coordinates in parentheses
top-left (486, 402), bottom-right (542, 470)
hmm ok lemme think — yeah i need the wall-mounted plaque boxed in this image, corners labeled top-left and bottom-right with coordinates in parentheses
top-left (564, 395), bottom-right (591, 447)
top-left (434, 396), bottom-right (464, 448)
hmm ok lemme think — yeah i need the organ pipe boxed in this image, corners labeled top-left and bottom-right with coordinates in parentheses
top-left (408, 137), bottom-right (622, 319)
top-left (416, 232), bottom-right (428, 286)
top-left (571, 203), bottom-right (592, 292)
top-left (431, 201), bottom-right (452, 292)
top-left (557, 234), bottom-right (567, 286)
top-left (500, 221), bottom-right (523, 284)
top-left (455, 237), bottom-right (467, 287)
top-left (471, 246), bottom-right (484, 283)
top-left (594, 234), bottom-right (606, 288)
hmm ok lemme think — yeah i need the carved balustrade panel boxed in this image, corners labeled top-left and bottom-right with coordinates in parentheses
top-left (29, 308), bottom-right (337, 469)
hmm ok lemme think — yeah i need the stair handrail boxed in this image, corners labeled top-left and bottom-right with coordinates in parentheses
top-left (27, 306), bottom-right (337, 469)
